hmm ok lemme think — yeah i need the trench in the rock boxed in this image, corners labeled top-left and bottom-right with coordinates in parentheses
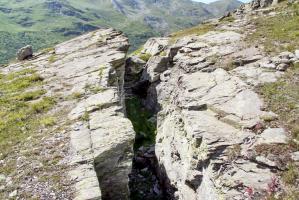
top-left (126, 96), bottom-right (165, 200)
top-left (125, 69), bottom-right (170, 199)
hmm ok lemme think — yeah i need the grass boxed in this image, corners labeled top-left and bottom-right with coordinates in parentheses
top-left (85, 84), bottom-right (105, 94)
top-left (129, 46), bottom-right (152, 62)
top-left (223, 58), bottom-right (238, 71)
top-left (0, 0), bottom-right (225, 64)
top-left (258, 63), bottom-right (299, 146)
top-left (30, 97), bottom-right (56, 113)
top-left (282, 163), bottom-right (299, 185)
top-left (130, 46), bottom-right (144, 57)
top-left (139, 53), bottom-right (152, 62)
top-left (169, 23), bottom-right (215, 43)
top-left (40, 116), bottom-right (57, 127)
top-left (80, 111), bottom-right (90, 122)
top-left (125, 97), bottom-right (156, 150)
top-left (247, 3), bottom-right (299, 53)
top-left (48, 54), bottom-right (57, 63)
top-left (227, 144), bottom-right (241, 161)
top-left (0, 68), bottom-right (55, 159)
top-left (219, 15), bottom-right (235, 23)
top-left (70, 92), bottom-right (83, 100)
top-left (0, 67), bottom-right (73, 199)
top-left (257, 61), bottom-right (299, 199)
top-left (15, 89), bottom-right (46, 101)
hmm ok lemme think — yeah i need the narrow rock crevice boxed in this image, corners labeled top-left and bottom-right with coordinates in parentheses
top-left (124, 59), bottom-right (172, 200)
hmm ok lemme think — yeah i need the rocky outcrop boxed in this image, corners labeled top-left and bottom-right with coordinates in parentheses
top-left (125, 5), bottom-right (299, 198)
top-left (16, 45), bottom-right (33, 60)
top-left (59, 29), bottom-right (134, 200)
top-left (3, 28), bottom-right (135, 200)
top-left (250, 0), bottom-right (278, 9)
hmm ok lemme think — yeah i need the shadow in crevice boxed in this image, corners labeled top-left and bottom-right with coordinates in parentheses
top-left (125, 80), bottom-right (175, 200)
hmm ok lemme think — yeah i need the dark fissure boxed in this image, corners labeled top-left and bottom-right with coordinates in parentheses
top-left (124, 58), bottom-right (166, 200)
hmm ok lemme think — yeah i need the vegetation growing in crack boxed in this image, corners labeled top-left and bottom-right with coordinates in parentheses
top-left (139, 53), bottom-right (152, 62)
top-left (125, 97), bottom-right (156, 150)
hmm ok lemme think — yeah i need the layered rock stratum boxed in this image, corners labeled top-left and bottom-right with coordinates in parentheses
top-left (0, 29), bottom-right (135, 199)
top-left (0, 0), bottom-right (299, 200)
top-left (127, 1), bottom-right (299, 199)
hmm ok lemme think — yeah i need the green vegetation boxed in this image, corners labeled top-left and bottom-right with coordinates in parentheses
top-left (85, 84), bottom-right (105, 94)
top-left (258, 62), bottom-right (299, 199)
top-left (282, 163), bottom-right (299, 185)
top-left (30, 97), bottom-right (56, 113)
top-left (48, 54), bottom-right (57, 63)
top-left (139, 53), bottom-right (152, 62)
top-left (70, 92), bottom-right (83, 100)
top-left (170, 24), bottom-right (215, 43)
top-left (248, 3), bottom-right (299, 53)
top-left (227, 144), bottom-right (241, 161)
top-left (0, 0), bottom-right (241, 64)
top-left (40, 116), bottom-right (57, 127)
top-left (130, 46), bottom-right (144, 57)
top-left (219, 15), bottom-right (235, 23)
top-left (125, 97), bottom-right (156, 150)
top-left (80, 111), bottom-right (90, 122)
top-left (159, 51), bottom-right (167, 56)
top-left (258, 63), bottom-right (299, 146)
top-left (15, 89), bottom-right (46, 101)
top-left (0, 68), bottom-right (55, 160)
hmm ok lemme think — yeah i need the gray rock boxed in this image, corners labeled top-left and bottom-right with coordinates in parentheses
top-left (279, 51), bottom-right (294, 59)
top-left (258, 128), bottom-right (288, 144)
top-left (16, 45), bottom-right (33, 61)
top-left (276, 63), bottom-right (289, 71)
top-left (255, 156), bottom-right (277, 167)
top-left (295, 50), bottom-right (299, 59)
top-left (259, 60), bottom-right (276, 69)
top-left (0, 174), bottom-right (5, 182)
top-left (142, 37), bottom-right (169, 56)
top-left (250, 0), bottom-right (277, 9)
top-left (146, 29), bottom-right (291, 199)
top-left (291, 152), bottom-right (299, 162)
top-left (9, 190), bottom-right (17, 198)
top-left (126, 56), bottom-right (146, 75)
top-left (141, 56), bottom-right (169, 82)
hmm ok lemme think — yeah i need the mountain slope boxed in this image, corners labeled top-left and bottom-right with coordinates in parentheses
top-left (207, 0), bottom-right (243, 15)
top-left (0, 0), bottom-right (242, 64)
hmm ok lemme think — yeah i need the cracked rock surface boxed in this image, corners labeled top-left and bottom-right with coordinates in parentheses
top-left (1, 28), bottom-right (135, 200)
top-left (130, 4), bottom-right (299, 199)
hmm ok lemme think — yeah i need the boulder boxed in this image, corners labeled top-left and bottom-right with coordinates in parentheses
top-left (279, 51), bottom-right (294, 59)
top-left (126, 56), bottom-right (146, 75)
top-left (142, 37), bottom-right (169, 56)
top-left (291, 152), bottom-right (299, 162)
top-left (141, 56), bottom-right (169, 82)
top-left (250, 0), bottom-right (277, 9)
top-left (276, 63), bottom-right (289, 71)
top-left (295, 50), bottom-right (299, 59)
top-left (258, 128), bottom-right (288, 144)
top-left (16, 45), bottom-right (33, 61)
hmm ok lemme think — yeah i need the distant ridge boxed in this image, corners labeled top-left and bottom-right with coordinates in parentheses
top-left (0, 0), bottom-right (243, 64)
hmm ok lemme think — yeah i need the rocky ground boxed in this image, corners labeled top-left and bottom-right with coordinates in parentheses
top-left (0, 0), bottom-right (299, 200)
top-left (0, 28), bottom-right (135, 199)
top-left (127, 1), bottom-right (299, 199)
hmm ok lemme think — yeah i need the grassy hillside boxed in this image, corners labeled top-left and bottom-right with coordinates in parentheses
top-left (0, 0), bottom-right (242, 64)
